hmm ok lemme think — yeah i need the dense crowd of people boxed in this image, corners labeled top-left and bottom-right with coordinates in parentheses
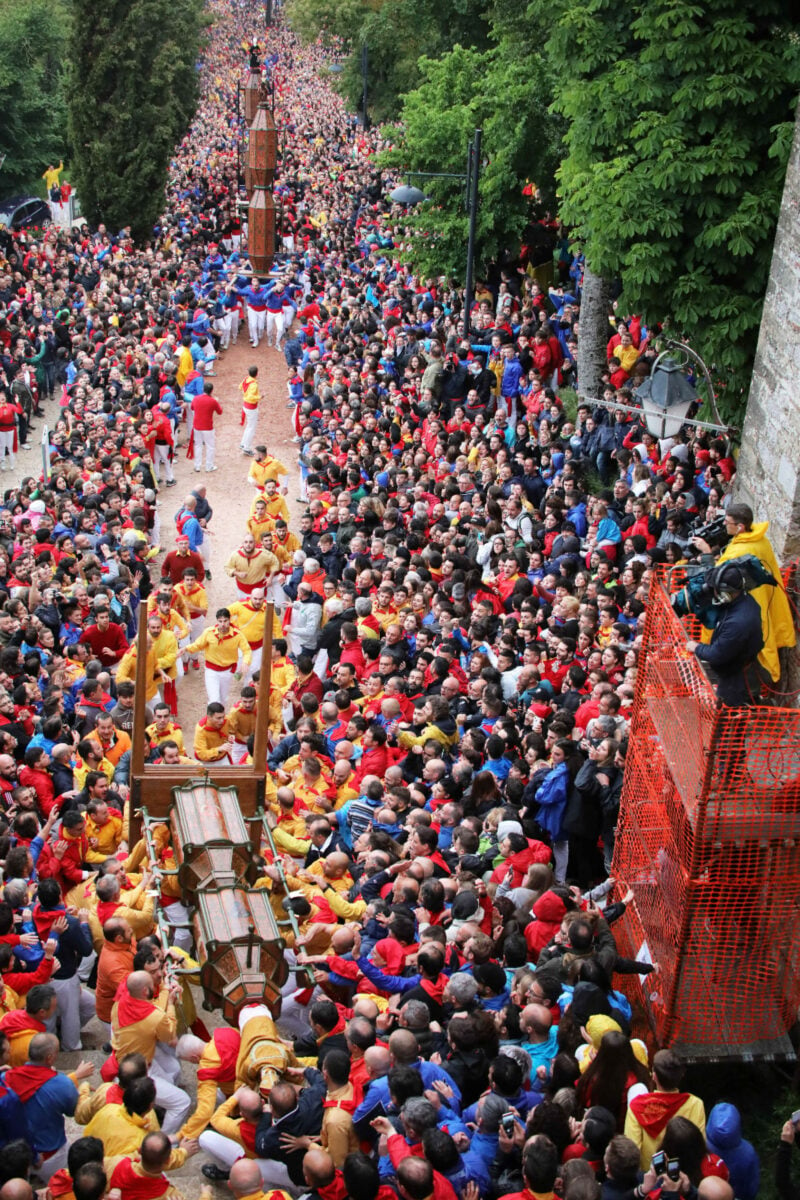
top-left (0, 1), bottom-right (796, 1200)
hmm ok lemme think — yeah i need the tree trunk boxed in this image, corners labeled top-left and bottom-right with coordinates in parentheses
top-left (577, 264), bottom-right (612, 400)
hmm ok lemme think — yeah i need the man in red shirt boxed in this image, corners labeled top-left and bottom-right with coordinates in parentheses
top-left (78, 607), bottom-right (128, 666)
top-left (161, 535), bottom-right (205, 584)
top-left (192, 380), bottom-right (223, 473)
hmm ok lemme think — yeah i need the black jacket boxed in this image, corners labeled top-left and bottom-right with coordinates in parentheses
top-left (254, 1068), bottom-right (326, 1183)
top-left (693, 591), bottom-right (764, 706)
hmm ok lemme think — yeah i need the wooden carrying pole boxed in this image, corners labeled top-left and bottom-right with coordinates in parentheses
top-left (129, 603), bottom-right (274, 838)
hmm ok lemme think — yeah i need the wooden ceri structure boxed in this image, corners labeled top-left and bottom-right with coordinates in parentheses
top-left (128, 603), bottom-right (303, 1021)
top-left (129, 604), bottom-right (274, 836)
top-left (245, 72), bottom-right (278, 274)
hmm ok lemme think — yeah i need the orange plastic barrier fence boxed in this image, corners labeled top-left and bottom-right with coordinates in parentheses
top-left (611, 571), bottom-right (800, 1058)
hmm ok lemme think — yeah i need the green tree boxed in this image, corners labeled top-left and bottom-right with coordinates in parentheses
top-left (284, 0), bottom-right (367, 48)
top-left (0, 0), bottom-right (68, 194)
top-left (382, 41), bottom-right (562, 281)
top-left (548, 0), bottom-right (800, 417)
top-left (66, 0), bottom-right (204, 240)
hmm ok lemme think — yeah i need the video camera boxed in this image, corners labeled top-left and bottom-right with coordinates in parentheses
top-left (687, 513), bottom-right (729, 556)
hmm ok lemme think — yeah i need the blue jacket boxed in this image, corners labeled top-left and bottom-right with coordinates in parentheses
top-left (352, 1060), bottom-right (462, 1124)
top-left (0, 1073), bottom-right (28, 1148)
top-left (500, 359), bottom-right (523, 398)
top-left (706, 1103), bottom-right (760, 1200)
top-left (534, 762), bottom-right (570, 841)
top-left (9, 1068), bottom-right (78, 1152)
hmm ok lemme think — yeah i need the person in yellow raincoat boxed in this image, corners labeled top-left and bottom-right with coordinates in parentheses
top-left (693, 503), bottom-right (795, 683)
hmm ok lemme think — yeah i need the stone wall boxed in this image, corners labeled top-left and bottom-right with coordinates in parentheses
top-left (737, 103), bottom-right (800, 565)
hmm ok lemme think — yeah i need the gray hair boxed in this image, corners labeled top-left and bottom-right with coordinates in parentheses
top-left (355, 597), bottom-right (373, 616)
top-left (447, 972), bottom-right (479, 1006)
top-left (402, 1097), bottom-right (438, 1138)
top-left (478, 1093), bottom-right (511, 1133)
top-left (401, 1000), bottom-right (430, 1029)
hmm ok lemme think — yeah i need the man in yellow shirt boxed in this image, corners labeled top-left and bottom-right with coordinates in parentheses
top-left (269, 520), bottom-right (300, 568)
top-left (146, 703), bottom-right (185, 755)
top-left (247, 498), bottom-right (275, 544)
top-left (85, 798), bottom-right (126, 863)
top-left (175, 1028), bottom-right (241, 1141)
top-left (225, 534), bottom-right (279, 601)
top-left (110, 971), bottom-right (189, 1133)
top-left (258, 479), bottom-right (290, 526)
top-left (240, 365), bottom-right (261, 456)
top-left (228, 589), bottom-right (280, 681)
top-left (247, 443), bottom-right (288, 491)
top-left (84, 1076), bottom-right (194, 1167)
top-left (186, 609), bottom-right (252, 705)
top-left (174, 568), bottom-right (208, 669)
top-left (194, 703), bottom-right (232, 763)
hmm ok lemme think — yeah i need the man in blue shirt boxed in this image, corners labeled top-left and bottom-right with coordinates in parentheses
top-left (5, 1032), bottom-right (94, 1181)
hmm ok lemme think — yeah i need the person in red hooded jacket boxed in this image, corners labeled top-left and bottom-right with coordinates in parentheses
top-left (524, 890), bottom-right (568, 963)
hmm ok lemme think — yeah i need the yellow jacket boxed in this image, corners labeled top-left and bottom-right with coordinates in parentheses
top-left (85, 1104), bottom-right (187, 1167)
top-left (624, 1092), bottom-right (705, 1168)
top-left (228, 600), bottom-right (281, 646)
top-left (240, 377), bottom-right (261, 408)
top-left (186, 625), bottom-right (251, 668)
top-left (85, 809), bottom-right (126, 863)
top-left (194, 717), bottom-right (230, 762)
top-left (225, 548), bottom-right (279, 589)
top-left (248, 455), bottom-right (288, 487)
top-left (706, 521), bottom-right (795, 681)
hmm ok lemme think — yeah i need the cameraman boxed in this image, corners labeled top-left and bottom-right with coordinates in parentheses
top-left (686, 564), bottom-right (763, 706)
top-left (690, 502), bottom-right (795, 686)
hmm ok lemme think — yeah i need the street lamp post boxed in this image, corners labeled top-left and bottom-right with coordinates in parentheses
top-left (389, 127), bottom-right (483, 336)
top-left (361, 43), bottom-right (369, 131)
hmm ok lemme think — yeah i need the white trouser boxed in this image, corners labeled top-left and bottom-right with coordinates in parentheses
top-left (0, 430), bottom-right (15, 467)
top-left (200, 537), bottom-right (211, 568)
top-left (266, 577), bottom-right (286, 613)
top-left (215, 316), bottom-right (230, 349)
top-left (199, 1130), bottom-right (245, 1168)
top-left (51, 974), bottom-right (96, 1051)
top-left (77, 949), bottom-right (97, 982)
top-left (205, 665), bottom-right (235, 706)
top-left (194, 428), bottom-right (216, 469)
top-left (229, 308), bottom-right (240, 342)
top-left (266, 310), bottom-right (284, 347)
top-left (187, 615), bottom-right (206, 662)
top-left (282, 305), bottom-right (295, 338)
top-left (229, 741), bottom-right (250, 765)
top-left (163, 900), bottom-right (194, 952)
top-left (248, 307), bottom-right (266, 345)
top-left (150, 1048), bottom-right (191, 1133)
top-left (185, 404), bottom-right (195, 440)
top-left (152, 506), bottom-right (161, 550)
top-left (38, 1142), bottom-right (69, 1182)
top-left (243, 643), bottom-right (262, 682)
top-left (154, 443), bottom-right (174, 482)
top-left (241, 406), bottom-right (259, 451)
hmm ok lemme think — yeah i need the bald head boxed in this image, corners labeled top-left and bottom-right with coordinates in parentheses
top-left (389, 1029), bottom-right (419, 1065)
top-left (303, 1149), bottom-right (336, 1188)
top-left (236, 1087), bottom-right (263, 1122)
top-left (521, 1003), bottom-right (552, 1040)
top-left (0, 1183), bottom-right (34, 1200)
top-left (269, 1082), bottom-right (298, 1118)
top-left (229, 1159), bottom-right (264, 1197)
top-left (697, 1181), bottom-right (734, 1200)
top-left (127, 971), bottom-right (155, 999)
top-left (323, 852), bottom-right (350, 878)
top-left (364, 1045), bottom-right (391, 1079)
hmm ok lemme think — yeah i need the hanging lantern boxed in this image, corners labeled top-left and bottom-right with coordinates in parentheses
top-left (244, 67), bottom-right (262, 126)
top-left (193, 887), bottom-right (288, 1023)
top-left (247, 188), bottom-right (276, 275)
top-left (169, 783), bottom-right (254, 899)
top-left (247, 94), bottom-right (278, 191)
